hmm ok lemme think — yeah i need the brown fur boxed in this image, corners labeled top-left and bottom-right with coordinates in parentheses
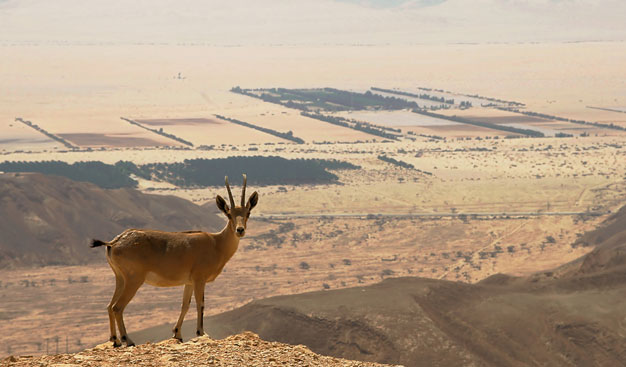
top-left (93, 175), bottom-right (258, 346)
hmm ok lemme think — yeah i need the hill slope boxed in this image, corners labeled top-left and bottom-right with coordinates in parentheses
top-left (133, 205), bottom-right (626, 367)
top-left (2, 332), bottom-right (395, 367)
top-left (0, 173), bottom-right (222, 268)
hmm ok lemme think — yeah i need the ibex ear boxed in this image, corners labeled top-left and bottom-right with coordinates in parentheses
top-left (216, 195), bottom-right (230, 216)
top-left (246, 191), bottom-right (259, 211)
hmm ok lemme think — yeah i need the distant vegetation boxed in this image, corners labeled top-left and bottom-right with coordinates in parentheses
top-left (417, 87), bottom-right (525, 107)
top-left (0, 157), bottom-right (359, 189)
top-left (120, 117), bottom-right (194, 146)
top-left (377, 155), bottom-right (414, 170)
top-left (215, 115), bottom-right (305, 144)
top-left (371, 87), bottom-right (456, 105)
top-left (136, 157), bottom-right (354, 186)
top-left (15, 118), bottom-right (77, 150)
top-left (231, 86), bottom-right (418, 111)
top-left (377, 155), bottom-right (433, 176)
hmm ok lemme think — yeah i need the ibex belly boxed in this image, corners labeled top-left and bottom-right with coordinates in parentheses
top-left (145, 271), bottom-right (190, 287)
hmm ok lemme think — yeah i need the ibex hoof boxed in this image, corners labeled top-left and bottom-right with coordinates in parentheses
top-left (173, 336), bottom-right (183, 343)
top-left (121, 335), bottom-right (135, 347)
top-left (110, 336), bottom-right (122, 348)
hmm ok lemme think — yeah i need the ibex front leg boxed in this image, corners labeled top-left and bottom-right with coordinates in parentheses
top-left (173, 284), bottom-right (193, 341)
top-left (193, 281), bottom-right (206, 337)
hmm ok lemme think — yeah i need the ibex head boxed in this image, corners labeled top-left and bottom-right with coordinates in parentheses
top-left (216, 174), bottom-right (258, 238)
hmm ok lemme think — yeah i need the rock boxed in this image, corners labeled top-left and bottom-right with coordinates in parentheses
top-left (1, 333), bottom-right (394, 367)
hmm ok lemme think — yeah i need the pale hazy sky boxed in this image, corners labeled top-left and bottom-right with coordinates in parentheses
top-left (0, 0), bottom-right (624, 45)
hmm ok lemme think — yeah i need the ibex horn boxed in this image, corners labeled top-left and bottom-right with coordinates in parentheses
top-left (225, 176), bottom-right (235, 208)
top-left (241, 174), bottom-right (247, 207)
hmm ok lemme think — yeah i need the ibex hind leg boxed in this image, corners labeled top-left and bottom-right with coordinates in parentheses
top-left (107, 272), bottom-right (124, 347)
top-left (112, 276), bottom-right (144, 347)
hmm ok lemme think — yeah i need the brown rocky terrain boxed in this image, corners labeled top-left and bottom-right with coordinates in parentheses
top-left (134, 205), bottom-right (626, 367)
top-left (0, 170), bottom-right (616, 358)
top-left (1, 332), bottom-right (396, 367)
top-left (0, 173), bottom-right (221, 268)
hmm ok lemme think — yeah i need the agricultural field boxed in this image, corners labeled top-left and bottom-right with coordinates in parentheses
top-left (133, 116), bottom-right (285, 146)
top-left (224, 107), bottom-right (375, 143)
top-left (435, 107), bottom-right (622, 137)
top-left (334, 110), bottom-right (508, 138)
top-left (0, 120), bottom-right (63, 153)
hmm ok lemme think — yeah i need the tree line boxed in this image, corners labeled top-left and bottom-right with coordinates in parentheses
top-left (417, 87), bottom-right (525, 107)
top-left (231, 86), bottom-right (420, 111)
top-left (371, 87), bottom-right (455, 105)
top-left (0, 157), bottom-right (359, 189)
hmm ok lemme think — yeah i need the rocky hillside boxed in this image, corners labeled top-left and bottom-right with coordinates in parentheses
top-left (0, 173), bottom-right (222, 268)
top-left (1, 332), bottom-right (396, 367)
top-left (134, 205), bottom-right (626, 367)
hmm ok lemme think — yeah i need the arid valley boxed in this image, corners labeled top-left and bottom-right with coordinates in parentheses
top-left (2, 1), bottom-right (626, 364)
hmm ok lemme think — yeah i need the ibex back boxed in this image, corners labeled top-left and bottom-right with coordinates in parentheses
top-left (91, 174), bottom-right (258, 346)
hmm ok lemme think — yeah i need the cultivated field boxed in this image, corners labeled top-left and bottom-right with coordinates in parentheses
top-left (134, 116), bottom-right (285, 146)
top-left (225, 107), bottom-right (375, 143)
top-left (0, 121), bottom-right (62, 153)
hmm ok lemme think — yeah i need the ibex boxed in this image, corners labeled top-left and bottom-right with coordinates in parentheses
top-left (91, 175), bottom-right (258, 347)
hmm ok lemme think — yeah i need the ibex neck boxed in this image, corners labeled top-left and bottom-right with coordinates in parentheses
top-left (217, 222), bottom-right (240, 258)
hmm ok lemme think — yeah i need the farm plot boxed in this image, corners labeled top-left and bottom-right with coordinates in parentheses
top-left (17, 111), bottom-right (182, 148)
top-left (336, 110), bottom-right (459, 127)
top-left (226, 108), bottom-right (375, 143)
top-left (0, 120), bottom-right (63, 152)
top-left (336, 110), bottom-right (508, 138)
top-left (133, 117), bottom-right (284, 146)
top-left (550, 106), bottom-right (626, 130)
top-left (436, 108), bottom-right (606, 137)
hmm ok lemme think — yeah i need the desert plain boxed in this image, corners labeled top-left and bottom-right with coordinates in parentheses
top-left (1, 40), bottom-right (626, 358)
